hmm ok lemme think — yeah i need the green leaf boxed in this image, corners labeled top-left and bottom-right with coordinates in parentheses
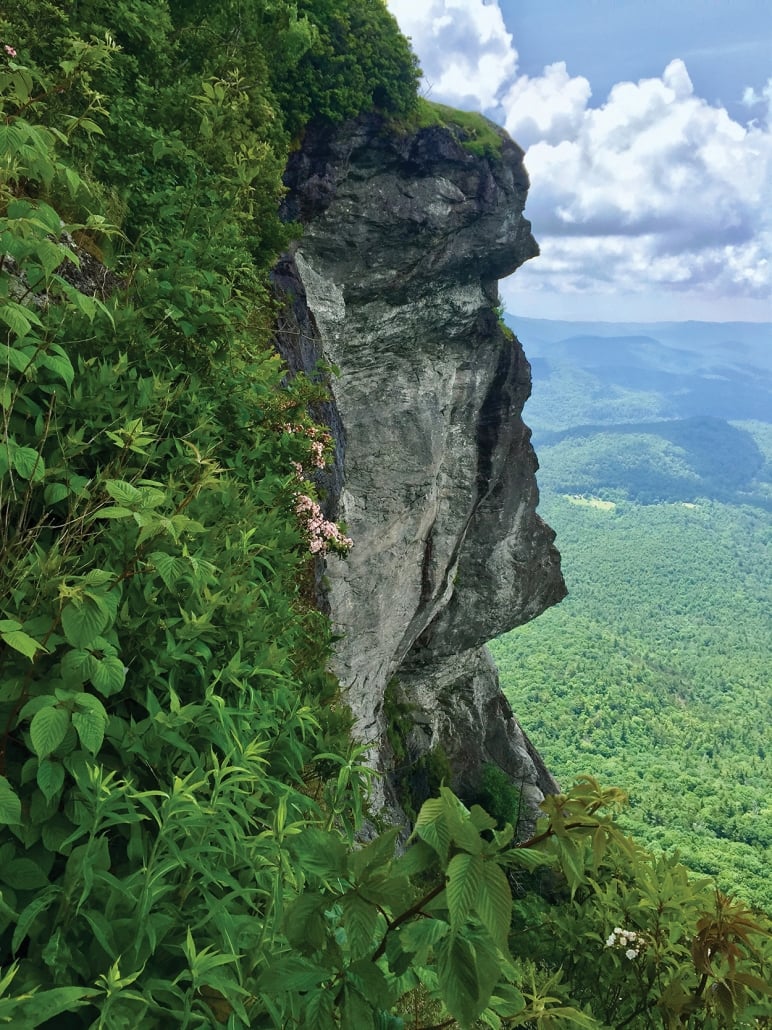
top-left (0, 857), bottom-right (49, 890)
top-left (44, 482), bottom-right (71, 505)
top-left (1, 628), bottom-right (45, 661)
top-left (397, 917), bottom-right (448, 964)
top-left (446, 852), bottom-right (483, 929)
top-left (11, 445), bottom-right (45, 482)
top-left (30, 706), bottom-right (70, 758)
top-left (0, 776), bottom-right (21, 826)
top-left (476, 861), bottom-right (512, 948)
top-left (60, 600), bottom-right (109, 649)
top-left (340, 893), bottom-right (379, 958)
top-left (94, 505), bottom-right (134, 519)
top-left (489, 982), bottom-right (526, 1018)
top-left (60, 649), bottom-right (98, 686)
top-left (72, 699), bottom-right (107, 755)
top-left (37, 758), bottom-right (65, 801)
top-left (0, 301), bottom-right (37, 338)
top-left (259, 956), bottom-right (328, 993)
top-left (149, 551), bottom-right (190, 590)
top-left (89, 655), bottom-right (126, 697)
top-left (40, 350), bottom-right (75, 389)
top-left (104, 479), bottom-right (143, 506)
top-left (0, 342), bottom-right (36, 373)
top-left (436, 933), bottom-right (482, 1027)
top-left (413, 796), bottom-right (451, 862)
top-left (341, 983), bottom-right (375, 1030)
top-left (291, 827), bottom-right (348, 880)
top-left (348, 827), bottom-right (399, 880)
top-left (8, 985), bottom-right (99, 1022)
top-left (284, 893), bottom-right (330, 953)
top-left (303, 989), bottom-right (336, 1030)
top-left (12, 885), bottom-right (61, 954)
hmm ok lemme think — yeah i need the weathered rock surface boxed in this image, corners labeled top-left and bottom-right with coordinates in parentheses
top-left (273, 113), bottom-right (566, 830)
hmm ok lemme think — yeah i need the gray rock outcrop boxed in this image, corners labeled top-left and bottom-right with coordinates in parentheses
top-left (273, 112), bottom-right (566, 831)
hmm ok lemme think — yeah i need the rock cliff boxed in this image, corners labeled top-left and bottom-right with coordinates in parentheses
top-left (273, 112), bottom-right (566, 830)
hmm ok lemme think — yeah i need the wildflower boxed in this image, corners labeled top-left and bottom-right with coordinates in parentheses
top-left (605, 926), bottom-right (647, 959)
top-left (294, 493), bottom-right (352, 556)
top-left (3, 44), bottom-right (16, 57)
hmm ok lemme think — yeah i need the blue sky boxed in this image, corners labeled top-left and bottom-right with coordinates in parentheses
top-left (386, 0), bottom-right (772, 322)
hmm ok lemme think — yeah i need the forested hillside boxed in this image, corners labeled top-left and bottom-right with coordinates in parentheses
top-left (0, 5), bottom-right (769, 1026)
top-left (493, 318), bottom-right (772, 910)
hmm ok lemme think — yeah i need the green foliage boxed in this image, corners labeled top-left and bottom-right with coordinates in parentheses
top-left (263, 780), bottom-right (771, 1028)
top-left (399, 99), bottom-right (507, 159)
top-left (1, 4), bottom-right (769, 1027)
top-left (270, 0), bottom-right (420, 133)
top-left (0, 23), bottom-right (367, 1024)
top-left (475, 763), bottom-right (524, 834)
top-left (491, 493), bottom-right (772, 912)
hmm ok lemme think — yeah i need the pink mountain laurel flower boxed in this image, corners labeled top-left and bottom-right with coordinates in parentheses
top-left (282, 422), bottom-right (331, 469)
top-left (295, 494), bottom-right (352, 557)
top-left (3, 45), bottom-right (17, 57)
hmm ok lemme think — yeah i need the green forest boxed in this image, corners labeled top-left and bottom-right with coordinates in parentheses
top-left (0, 2), bottom-right (770, 1027)
top-left (492, 320), bottom-right (771, 916)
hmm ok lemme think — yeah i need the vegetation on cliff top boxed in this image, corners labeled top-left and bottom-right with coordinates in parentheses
top-left (0, 2), bottom-right (769, 1025)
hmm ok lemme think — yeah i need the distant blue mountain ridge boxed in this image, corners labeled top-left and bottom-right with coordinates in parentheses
top-left (505, 316), bottom-right (772, 507)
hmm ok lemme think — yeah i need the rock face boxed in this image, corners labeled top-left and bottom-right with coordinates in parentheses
top-left (273, 113), bottom-right (566, 830)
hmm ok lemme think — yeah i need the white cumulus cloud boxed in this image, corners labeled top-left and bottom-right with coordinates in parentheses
top-left (387, 3), bottom-right (772, 319)
top-left (386, 0), bottom-right (518, 109)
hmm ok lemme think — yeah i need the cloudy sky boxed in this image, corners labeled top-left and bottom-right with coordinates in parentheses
top-left (386, 0), bottom-right (772, 323)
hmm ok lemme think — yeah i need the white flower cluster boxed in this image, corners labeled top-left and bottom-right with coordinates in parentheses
top-left (605, 927), bottom-right (643, 960)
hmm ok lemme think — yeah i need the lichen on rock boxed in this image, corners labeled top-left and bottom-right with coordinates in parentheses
top-left (273, 112), bottom-right (566, 832)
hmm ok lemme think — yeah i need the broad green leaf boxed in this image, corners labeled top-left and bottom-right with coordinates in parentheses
top-left (60, 600), bottom-right (109, 649)
top-left (0, 628), bottom-right (45, 661)
top-left (94, 505), bottom-right (134, 519)
top-left (40, 350), bottom-right (75, 388)
top-left (303, 989), bottom-right (336, 1030)
top-left (149, 551), bottom-right (190, 590)
top-left (446, 852), bottom-right (483, 929)
top-left (0, 776), bottom-right (21, 826)
top-left (413, 796), bottom-right (451, 862)
top-left (283, 893), bottom-right (330, 953)
top-left (347, 958), bottom-right (395, 1011)
top-left (83, 570), bottom-right (114, 587)
top-left (104, 479), bottom-right (143, 506)
top-left (60, 649), bottom-right (98, 686)
top-left (89, 655), bottom-right (126, 696)
top-left (290, 827), bottom-right (348, 879)
top-left (72, 708), bottom-right (107, 755)
top-left (44, 482), bottom-right (71, 504)
top-left (489, 982), bottom-right (526, 1018)
top-left (0, 857), bottom-right (49, 890)
top-left (11, 445), bottom-right (45, 482)
top-left (555, 837), bottom-right (587, 898)
top-left (259, 956), bottom-right (328, 993)
top-left (0, 342), bottom-right (36, 372)
top-left (30, 705), bottom-right (70, 758)
top-left (348, 827), bottom-right (399, 880)
top-left (340, 893), bottom-right (379, 958)
top-left (37, 758), bottom-right (65, 801)
top-left (477, 861), bottom-right (512, 948)
top-left (341, 984), bottom-right (375, 1030)
top-left (398, 916), bottom-right (448, 964)
top-left (436, 933), bottom-right (482, 1027)
top-left (0, 302), bottom-right (34, 338)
